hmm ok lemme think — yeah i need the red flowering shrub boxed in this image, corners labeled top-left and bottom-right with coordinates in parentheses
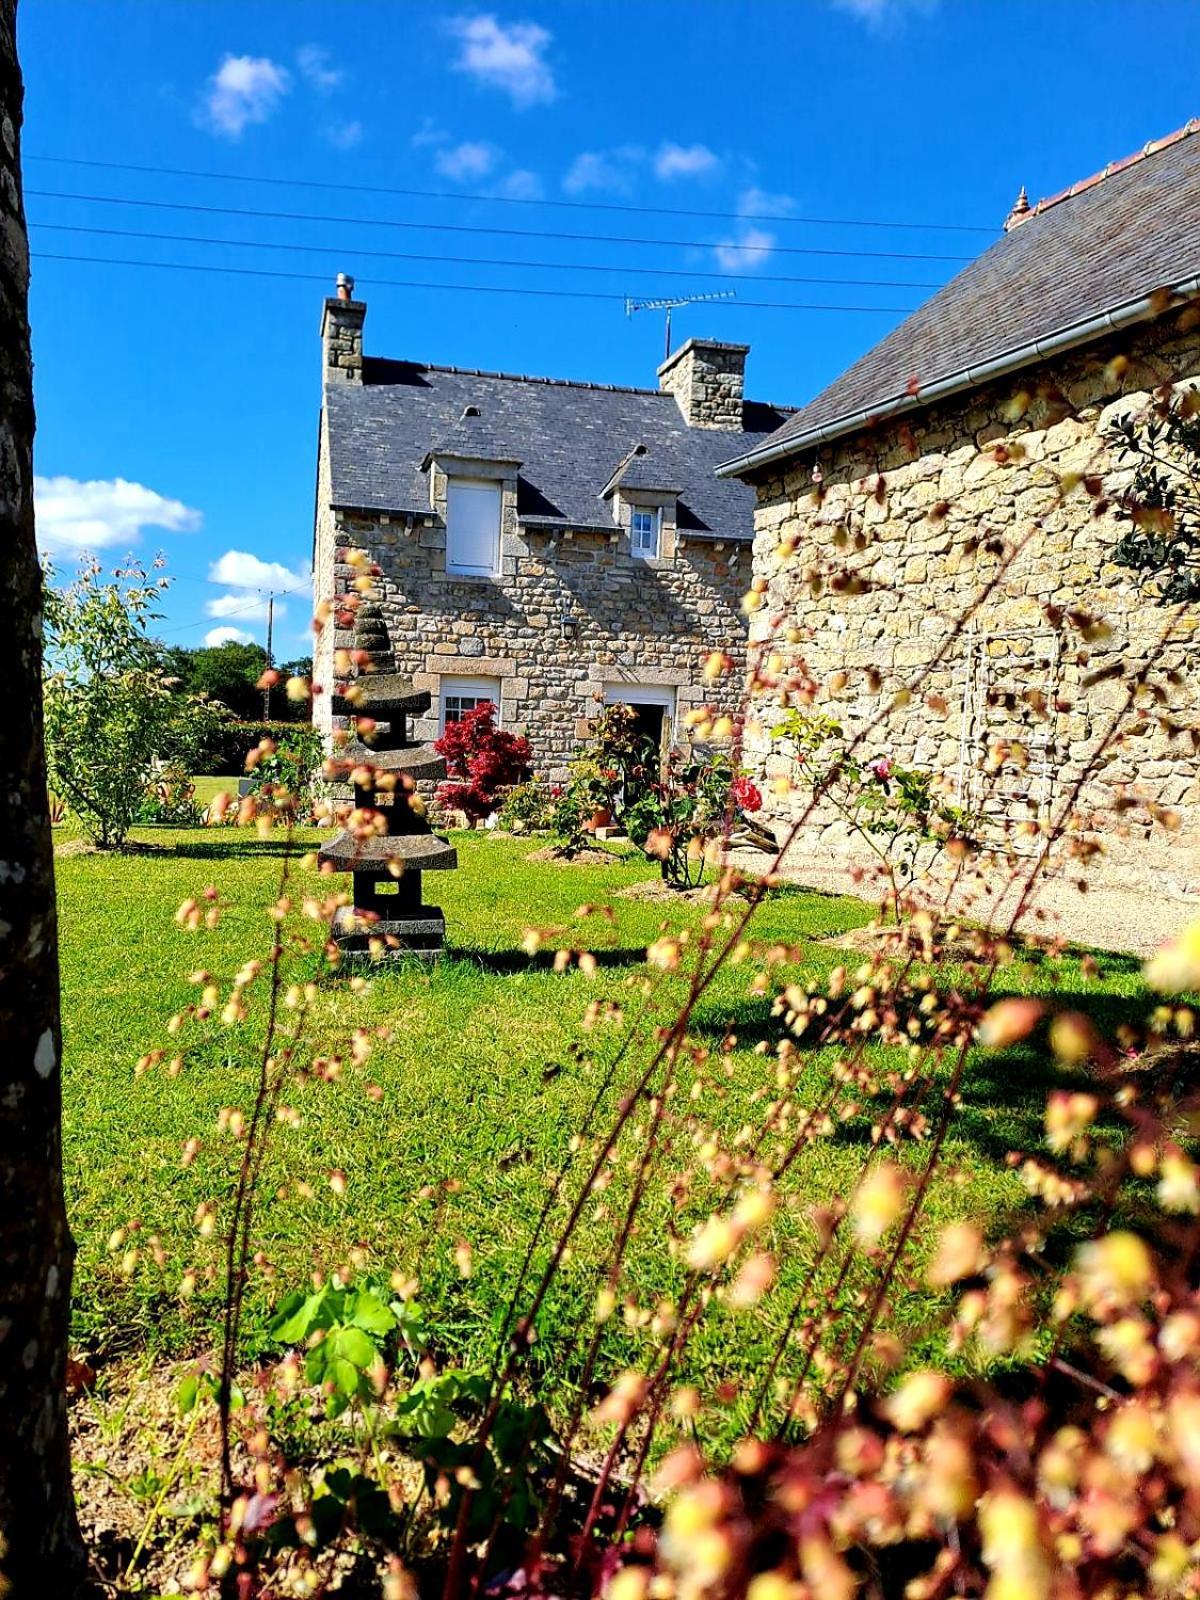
top-left (731, 775), bottom-right (762, 813)
top-left (434, 702), bottom-right (532, 823)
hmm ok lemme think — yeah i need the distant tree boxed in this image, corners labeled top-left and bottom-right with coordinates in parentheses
top-left (1108, 384), bottom-right (1200, 603)
top-left (164, 639), bottom-right (268, 720)
top-left (43, 562), bottom-right (228, 848)
top-left (0, 0), bottom-right (88, 1586)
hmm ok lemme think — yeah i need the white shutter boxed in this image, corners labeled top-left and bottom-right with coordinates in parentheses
top-left (446, 479), bottom-right (501, 575)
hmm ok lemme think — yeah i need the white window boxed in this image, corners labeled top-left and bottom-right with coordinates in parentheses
top-left (630, 506), bottom-right (660, 560)
top-left (446, 478), bottom-right (501, 576)
top-left (440, 676), bottom-right (501, 733)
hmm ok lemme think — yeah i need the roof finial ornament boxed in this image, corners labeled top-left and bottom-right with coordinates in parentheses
top-left (1004, 186), bottom-right (1031, 232)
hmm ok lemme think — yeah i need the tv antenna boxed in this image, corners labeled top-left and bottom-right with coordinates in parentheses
top-left (625, 290), bottom-right (736, 360)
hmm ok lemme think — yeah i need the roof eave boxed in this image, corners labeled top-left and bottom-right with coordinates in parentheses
top-left (715, 275), bottom-right (1200, 480)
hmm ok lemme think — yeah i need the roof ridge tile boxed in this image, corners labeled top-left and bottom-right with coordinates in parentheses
top-left (1009, 116), bottom-right (1200, 229)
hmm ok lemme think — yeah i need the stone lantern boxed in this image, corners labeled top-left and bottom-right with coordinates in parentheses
top-left (320, 608), bottom-right (457, 957)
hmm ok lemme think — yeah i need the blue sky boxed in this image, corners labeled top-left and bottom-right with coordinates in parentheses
top-left (21, 0), bottom-right (1200, 653)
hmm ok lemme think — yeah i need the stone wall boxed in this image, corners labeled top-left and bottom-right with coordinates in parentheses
top-left (743, 307), bottom-right (1200, 895)
top-left (320, 295), bottom-right (365, 384)
top-left (312, 417), bottom-right (749, 776)
top-left (658, 339), bottom-right (748, 429)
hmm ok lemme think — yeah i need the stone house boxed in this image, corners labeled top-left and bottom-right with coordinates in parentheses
top-left (719, 123), bottom-right (1200, 892)
top-left (312, 278), bottom-right (790, 773)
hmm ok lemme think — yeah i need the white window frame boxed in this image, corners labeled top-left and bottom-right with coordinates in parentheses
top-left (439, 676), bottom-right (502, 734)
top-left (629, 505), bottom-right (661, 560)
top-left (445, 477), bottom-right (502, 577)
top-left (603, 683), bottom-right (677, 713)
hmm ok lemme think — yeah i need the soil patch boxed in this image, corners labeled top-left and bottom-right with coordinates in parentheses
top-left (617, 878), bottom-right (749, 907)
top-left (527, 844), bottom-right (627, 866)
top-left (820, 920), bottom-right (1043, 965)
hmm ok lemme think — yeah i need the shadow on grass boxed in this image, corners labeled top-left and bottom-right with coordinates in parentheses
top-left (446, 945), bottom-right (651, 975)
top-left (142, 836), bottom-right (321, 861)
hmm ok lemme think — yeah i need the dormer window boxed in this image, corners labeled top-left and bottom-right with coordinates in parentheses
top-left (630, 506), bottom-right (661, 560)
top-left (446, 477), bottom-right (501, 576)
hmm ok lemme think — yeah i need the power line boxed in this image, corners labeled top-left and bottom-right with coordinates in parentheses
top-left (31, 251), bottom-right (921, 314)
top-left (29, 220), bottom-right (949, 293)
top-left (158, 580), bottom-right (311, 638)
top-left (28, 187), bottom-right (976, 264)
top-left (25, 152), bottom-right (997, 236)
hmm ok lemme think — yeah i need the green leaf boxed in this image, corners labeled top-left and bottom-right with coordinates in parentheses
top-left (348, 1288), bottom-right (396, 1337)
top-left (269, 1286), bottom-right (329, 1344)
top-left (176, 1373), bottom-right (199, 1416)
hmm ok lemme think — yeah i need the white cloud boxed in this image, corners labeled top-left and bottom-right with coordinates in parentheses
top-left (833, 0), bottom-right (936, 26)
top-left (496, 167), bottom-right (543, 200)
top-left (198, 54), bottom-right (291, 140)
top-left (208, 549), bottom-right (310, 592)
top-left (204, 626), bottom-right (255, 647)
top-left (207, 592), bottom-right (277, 623)
top-left (738, 185), bottom-right (796, 218)
top-left (411, 117), bottom-right (448, 149)
top-left (654, 142), bottom-right (719, 182)
top-left (714, 225), bottom-right (777, 272)
top-left (324, 120), bottom-right (364, 151)
top-left (35, 475), bottom-right (202, 557)
top-left (296, 44), bottom-right (343, 93)
top-left (447, 14), bottom-right (557, 109)
top-left (563, 146), bottom-right (643, 195)
top-left (434, 139), bottom-right (501, 182)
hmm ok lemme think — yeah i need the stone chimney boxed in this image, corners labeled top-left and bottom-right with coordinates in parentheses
top-left (321, 272), bottom-right (365, 384)
top-left (657, 337), bottom-right (748, 429)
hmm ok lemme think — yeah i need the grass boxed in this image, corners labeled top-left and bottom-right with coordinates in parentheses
top-left (55, 820), bottom-right (1151, 1441)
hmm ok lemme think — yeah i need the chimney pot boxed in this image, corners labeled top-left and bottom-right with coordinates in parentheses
top-left (336, 271), bottom-right (356, 301)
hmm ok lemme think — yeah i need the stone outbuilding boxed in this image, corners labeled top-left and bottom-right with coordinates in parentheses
top-left (312, 280), bottom-right (790, 773)
top-left (719, 122), bottom-right (1200, 895)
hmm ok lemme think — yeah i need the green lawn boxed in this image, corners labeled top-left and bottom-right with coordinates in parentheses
top-left (56, 823), bottom-right (1149, 1440)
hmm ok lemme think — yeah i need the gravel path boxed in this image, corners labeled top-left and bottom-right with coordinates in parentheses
top-left (726, 843), bottom-right (1200, 959)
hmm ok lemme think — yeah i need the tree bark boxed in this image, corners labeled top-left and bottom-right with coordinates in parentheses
top-left (0, 0), bottom-right (86, 1590)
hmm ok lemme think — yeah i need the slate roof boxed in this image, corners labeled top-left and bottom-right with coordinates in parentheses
top-left (326, 361), bottom-right (791, 540)
top-left (720, 120), bottom-right (1200, 477)
top-left (603, 443), bottom-right (683, 497)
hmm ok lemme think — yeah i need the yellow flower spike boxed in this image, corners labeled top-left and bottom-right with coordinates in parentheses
top-left (851, 1162), bottom-right (907, 1248)
top-left (1158, 1148), bottom-right (1200, 1214)
top-left (1149, 1532), bottom-right (1193, 1592)
top-left (926, 1222), bottom-right (983, 1287)
top-left (1075, 1231), bottom-right (1155, 1313)
top-left (686, 1215), bottom-right (740, 1271)
top-left (733, 1186), bottom-right (775, 1232)
top-left (1145, 920), bottom-right (1200, 993)
top-left (607, 1570), bottom-right (651, 1600)
top-left (1104, 1399), bottom-right (1159, 1474)
top-left (880, 1369), bottom-right (950, 1432)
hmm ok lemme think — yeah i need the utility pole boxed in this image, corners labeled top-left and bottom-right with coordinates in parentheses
top-left (263, 592), bottom-right (274, 720)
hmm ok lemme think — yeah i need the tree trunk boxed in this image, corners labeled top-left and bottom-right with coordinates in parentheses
top-left (0, 0), bottom-right (86, 1590)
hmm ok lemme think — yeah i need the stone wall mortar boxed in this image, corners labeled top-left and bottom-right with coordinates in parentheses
top-left (313, 465), bottom-right (748, 775)
top-left (744, 312), bottom-right (1200, 894)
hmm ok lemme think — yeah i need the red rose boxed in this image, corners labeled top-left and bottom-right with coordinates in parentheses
top-left (732, 776), bottom-right (762, 813)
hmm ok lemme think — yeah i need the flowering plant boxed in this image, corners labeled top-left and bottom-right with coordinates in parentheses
top-left (773, 707), bottom-right (973, 918)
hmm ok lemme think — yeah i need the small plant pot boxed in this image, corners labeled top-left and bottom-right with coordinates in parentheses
top-left (587, 806), bottom-right (614, 833)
